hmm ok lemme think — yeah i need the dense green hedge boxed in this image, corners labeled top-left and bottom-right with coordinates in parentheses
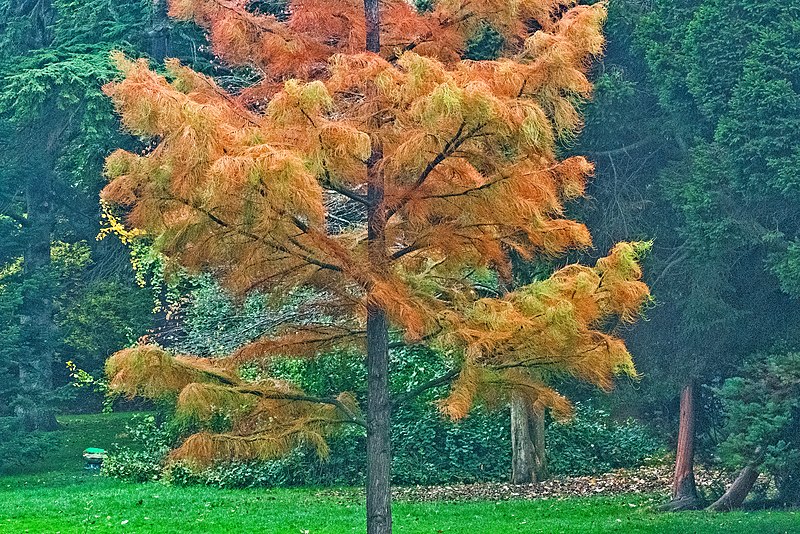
top-left (103, 400), bottom-right (664, 488)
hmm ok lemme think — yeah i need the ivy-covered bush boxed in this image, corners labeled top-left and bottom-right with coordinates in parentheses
top-left (101, 414), bottom-right (176, 482)
top-left (546, 402), bottom-right (666, 476)
top-left (103, 400), bottom-right (663, 487)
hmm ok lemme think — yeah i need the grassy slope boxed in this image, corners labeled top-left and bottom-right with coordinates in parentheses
top-left (0, 414), bottom-right (797, 533)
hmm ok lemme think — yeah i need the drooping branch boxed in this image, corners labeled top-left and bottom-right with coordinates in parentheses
top-left (386, 121), bottom-right (485, 219)
top-left (167, 195), bottom-right (344, 274)
top-left (240, 388), bottom-right (366, 428)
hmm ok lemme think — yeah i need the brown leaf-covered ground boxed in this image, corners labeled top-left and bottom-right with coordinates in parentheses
top-left (318, 465), bottom-right (736, 503)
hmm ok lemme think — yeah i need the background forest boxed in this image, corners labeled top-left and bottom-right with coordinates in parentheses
top-left (0, 0), bottom-right (798, 530)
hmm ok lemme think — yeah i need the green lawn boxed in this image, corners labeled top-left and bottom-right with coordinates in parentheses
top-left (0, 414), bottom-right (797, 533)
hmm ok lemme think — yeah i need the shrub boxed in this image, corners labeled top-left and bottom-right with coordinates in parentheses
top-left (391, 405), bottom-right (511, 485)
top-left (546, 402), bottom-right (666, 477)
top-left (0, 417), bottom-right (58, 475)
top-left (102, 414), bottom-right (175, 482)
top-left (717, 351), bottom-right (800, 505)
top-left (104, 401), bottom-right (664, 487)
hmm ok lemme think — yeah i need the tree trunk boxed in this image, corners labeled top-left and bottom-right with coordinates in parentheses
top-left (365, 146), bottom-right (390, 532)
top-left (366, 304), bottom-right (391, 534)
top-left (365, 153), bottom-right (391, 533)
top-left (7, 0), bottom-right (58, 434)
top-left (707, 465), bottom-right (759, 512)
top-left (661, 381), bottom-right (701, 510)
top-left (149, 0), bottom-right (171, 61)
top-left (363, 3), bottom-right (391, 533)
top-left (364, 0), bottom-right (380, 55)
top-left (16, 168), bottom-right (58, 431)
top-left (511, 393), bottom-right (547, 484)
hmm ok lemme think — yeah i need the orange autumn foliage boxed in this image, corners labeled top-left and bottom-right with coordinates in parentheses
top-left (102, 0), bottom-right (649, 464)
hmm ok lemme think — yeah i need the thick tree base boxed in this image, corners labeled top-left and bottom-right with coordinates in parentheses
top-left (659, 496), bottom-right (704, 512)
top-left (662, 382), bottom-right (701, 512)
top-left (510, 394), bottom-right (547, 485)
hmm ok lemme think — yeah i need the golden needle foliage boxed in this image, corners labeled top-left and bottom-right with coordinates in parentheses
top-left (102, 0), bottom-right (650, 465)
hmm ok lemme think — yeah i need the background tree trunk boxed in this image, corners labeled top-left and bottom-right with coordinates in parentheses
top-left (16, 167), bottom-right (58, 431)
top-left (6, 0), bottom-right (59, 433)
top-left (511, 393), bottom-right (548, 484)
top-left (707, 465), bottom-right (759, 511)
top-left (148, 0), bottom-right (171, 61)
top-left (662, 381), bottom-right (701, 510)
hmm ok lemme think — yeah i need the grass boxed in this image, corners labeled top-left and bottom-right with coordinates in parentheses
top-left (0, 413), bottom-right (797, 533)
top-left (3, 412), bottom-right (142, 479)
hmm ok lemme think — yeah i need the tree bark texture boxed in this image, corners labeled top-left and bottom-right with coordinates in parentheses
top-left (17, 166), bottom-right (58, 431)
top-left (11, 0), bottom-right (59, 431)
top-left (365, 303), bottom-right (391, 534)
top-left (662, 381), bottom-right (701, 510)
top-left (366, 149), bottom-right (391, 533)
top-left (365, 143), bottom-right (389, 534)
top-left (364, 3), bottom-right (390, 533)
top-left (149, 0), bottom-right (171, 61)
top-left (364, 0), bottom-right (380, 54)
top-left (510, 393), bottom-right (548, 484)
top-left (707, 465), bottom-right (759, 512)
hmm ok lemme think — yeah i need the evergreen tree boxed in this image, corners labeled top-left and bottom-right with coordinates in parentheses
top-left (574, 0), bottom-right (800, 510)
top-left (0, 0), bottom-right (207, 424)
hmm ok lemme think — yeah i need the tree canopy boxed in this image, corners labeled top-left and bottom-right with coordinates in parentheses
top-left (100, 1), bottom-right (651, 531)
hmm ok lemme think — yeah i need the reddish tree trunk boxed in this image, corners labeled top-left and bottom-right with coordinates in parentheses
top-left (510, 394), bottom-right (547, 484)
top-left (707, 465), bottom-right (759, 511)
top-left (662, 381), bottom-right (702, 510)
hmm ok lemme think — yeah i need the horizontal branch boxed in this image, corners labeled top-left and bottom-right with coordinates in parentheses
top-left (321, 169), bottom-right (370, 206)
top-left (389, 243), bottom-right (421, 260)
top-left (240, 388), bottom-right (366, 428)
top-left (583, 137), bottom-right (657, 158)
top-left (168, 195), bottom-right (343, 273)
top-left (392, 367), bottom-right (461, 408)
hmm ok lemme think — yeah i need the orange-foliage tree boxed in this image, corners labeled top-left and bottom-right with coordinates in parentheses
top-left (101, 1), bottom-right (650, 531)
